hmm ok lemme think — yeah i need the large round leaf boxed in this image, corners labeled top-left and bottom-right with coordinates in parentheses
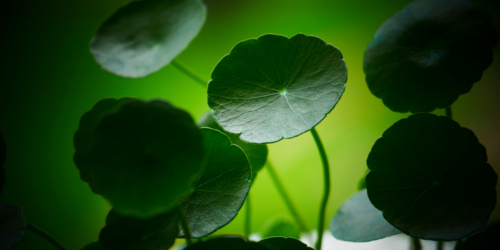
top-left (0, 131), bottom-right (6, 195)
top-left (0, 204), bottom-right (26, 250)
top-left (80, 99), bottom-right (205, 218)
top-left (90, 0), bottom-right (206, 78)
top-left (99, 208), bottom-right (179, 250)
top-left (364, 0), bottom-right (498, 113)
top-left (198, 111), bottom-right (268, 183)
top-left (366, 113), bottom-right (497, 240)
top-left (261, 216), bottom-right (300, 239)
top-left (179, 128), bottom-right (251, 238)
top-left (207, 34), bottom-right (347, 143)
top-left (329, 189), bottom-right (401, 242)
top-left (184, 236), bottom-right (268, 250)
top-left (259, 237), bottom-right (313, 250)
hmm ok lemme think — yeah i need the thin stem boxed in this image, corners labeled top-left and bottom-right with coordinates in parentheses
top-left (445, 106), bottom-right (452, 119)
top-left (171, 60), bottom-right (208, 87)
top-left (266, 161), bottom-right (309, 233)
top-left (26, 222), bottom-right (67, 250)
top-left (437, 241), bottom-right (444, 250)
top-left (311, 128), bottom-right (330, 250)
top-left (178, 206), bottom-right (193, 245)
top-left (412, 237), bottom-right (422, 250)
top-left (245, 194), bottom-right (251, 239)
top-left (454, 239), bottom-right (463, 250)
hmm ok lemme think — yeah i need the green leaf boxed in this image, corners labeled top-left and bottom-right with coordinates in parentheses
top-left (76, 99), bottom-right (205, 218)
top-left (207, 34), bottom-right (347, 144)
top-left (184, 236), bottom-right (269, 250)
top-left (366, 113), bottom-right (497, 240)
top-left (0, 131), bottom-right (6, 195)
top-left (357, 169), bottom-right (369, 191)
top-left (80, 242), bottom-right (104, 250)
top-left (179, 128), bottom-right (251, 238)
top-left (90, 0), bottom-right (206, 78)
top-left (99, 208), bottom-right (179, 250)
top-left (259, 237), bottom-right (313, 250)
top-left (329, 189), bottom-right (401, 242)
top-left (198, 111), bottom-right (268, 183)
top-left (0, 204), bottom-right (26, 250)
top-left (261, 216), bottom-right (300, 239)
top-left (364, 0), bottom-right (498, 113)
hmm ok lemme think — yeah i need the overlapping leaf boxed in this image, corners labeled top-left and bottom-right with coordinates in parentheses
top-left (184, 236), bottom-right (268, 250)
top-left (261, 216), bottom-right (300, 239)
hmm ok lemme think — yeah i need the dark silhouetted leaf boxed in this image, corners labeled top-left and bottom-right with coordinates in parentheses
top-left (99, 208), bottom-right (179, 250)
top-left (91, 0), bottom-right (206, 78)
top-left (456, 220), bottom-right (500, 249)
top-left (198, 111), bottom-right (268, 183)
top-left (366, 113), bottom-right (497, 240)
top-left (184, 236), bottom-right (268, 250)
top-left (0, 131), bottom-right (6, 195)
top-left (81, 242), bottom-right (104, 250)
top-left (179, 128), bottom-right (251, 238)
top-left (259, 237), bottom-right (313, 250)
top-left (364, 0), bottom-right (498, 113)
top-left (76, 99), bottom-right (205, 218)
top-left (330, 189), bottom-right (400, 242)
top-left (0, 204), bottom-right (26, 250)
top-left (208, 34), bottom-right (347, 143)
top-left (261, 216), bottom-right (300, 239)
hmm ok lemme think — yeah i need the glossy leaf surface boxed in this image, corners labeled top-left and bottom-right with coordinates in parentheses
top-left (99, 208), bottom-right (179, 250)
top-left (208, 34), bottom-right (347, 143)
top-left (259, 237), bottom-right (313, 250)
top-left (261, 216), bottom-right (300, 239)
top-left (0, 204), bottom-right (26, 250)
top-left (366, 113), bottom-right (497, 240)
top-left (79, 99), bottom-right (205, 218)
top-left (364, 0), bottom-right (498, 113)
top-left (91, 0), bottom-right (206, 78)
top-left (0, 131), bottom-right (6, 195)
top-left (184, 236), bottom-right (268, 250)
top-left (198, 111), bottom-right (268, 183)
top-left (330, 189), bottom-right (400, 242)
top-left (180, 128), bottom-right (251, 237)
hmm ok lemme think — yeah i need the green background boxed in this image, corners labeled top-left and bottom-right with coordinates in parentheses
top-left (1, 0), bottom-right (498, 249)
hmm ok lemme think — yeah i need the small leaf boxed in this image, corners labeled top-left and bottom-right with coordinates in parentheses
top-left (259, 237), bottom-right (313, 250)
top-left (179, 128), bottom-right (251, 238)
top-left (329, 189), bottom-right (401, 242)
top-left (198, 111), bottom-right (268, 183)
top-left (261, 216), bottom-right (300, 239)
top-left (184, 236), bottom-right (268, 250)
top-left (0, 131), bottom-right (6, 195)
top-left (90, 0), bottom-right (206, 78)
top-left (75, 99), bottom-right (205, 218)
top-left (366, 113), bottom-right (497, 240)
top-left (208, 34), bottom-right (347, 143)
top-left (80, 242), bottom-right (104, 250)
top-left (0, 204), bottom-right (26, 250)
top-left (99, 208), bottom-right (179, 250)
top-left (364, 0), bottom-right (498, 113)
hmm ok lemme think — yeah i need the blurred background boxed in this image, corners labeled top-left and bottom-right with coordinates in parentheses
top-left (0, 0), bottom-right (499, 249)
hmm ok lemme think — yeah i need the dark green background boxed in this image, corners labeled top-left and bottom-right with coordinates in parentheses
top-left (1, 0), bottom-right (498, 249)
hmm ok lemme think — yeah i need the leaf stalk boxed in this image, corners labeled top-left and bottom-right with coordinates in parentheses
top-left (171, 60), bottom-right (208, 87)
top-left (26, 222), bottom-right (67, 250)
top-left (178, 206), bottom-right (193, 245)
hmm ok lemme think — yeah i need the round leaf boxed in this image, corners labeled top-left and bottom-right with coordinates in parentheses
top-left (184, 236), bottom-right (268, 250)
top-left (179, 128), bottom-right (251, 238)
top-left (79, 99), bottom-right (205, 218)
top-left (364, 0), bottom-right (498, 113)
top-left (99, 208), bottom-right (179, 250)
top-left (90, 0), bottom-right (206, 78)
top-left (261, 216), bottom-right (300, 239)
top-left (207, 34), bottom-right (347, 143)
top-left (366, 113), bottom-right (497, 240)
top-left (0, 131), bottom-right (6, 195)
top-left (259, 237), bottom-right (313, 250)
top-left (0, 204), bottom-right (26, 250)
top-left (198, 111), bottom-right (268, 183)
top-left (329, 189), bottom-right (401, 242)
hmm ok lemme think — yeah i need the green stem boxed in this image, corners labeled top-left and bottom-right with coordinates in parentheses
top-left (245, 194), bottom-right (251, 239)
top-left (311, 128), bottom-right (330, 250)
top-left (178, 206), bottom-right (193, 245)
top-left (437, 241), bottom-right (444, 250)
top-left (266, 161), bottom-right (309, 233)
top-left (411, 237), bottom-right (422, 250)
top-left (445, 106), bottom-right (452, 119)
top-left (171, 60), bottom-right (208, 87)
top-left (26, 222), bottom-right (67, 250)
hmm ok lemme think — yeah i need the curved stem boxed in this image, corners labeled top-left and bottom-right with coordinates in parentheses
top-left (266, 161), bottom-right (309, 233)
top-left (445, 106), bottom-right (452, 119)
top-left (178, 206), bottom-right (193, 245)
top-left (411, 237), bottom-right (422, 250)
top-left (245, 194), bottom-right (251, 239)
top-left (26, 222), bottom-right (67, 250)
top-left (171, 60), bottom-right (208, 87)
top-left (311, 128), bottom-right (330, 250)
top-left (437, 241), bottom-right (444, 250)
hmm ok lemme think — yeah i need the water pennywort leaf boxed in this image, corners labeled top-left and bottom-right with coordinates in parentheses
top-left (198, 111), bottom-right (268, 183)
top-left (261, 216), bottom-right (300, 239)
top-left (179, 128), bottom-right (251, 238)
top-left (366, 113), bottom-right (497, 240)
top-left (184, 236), bottom-right (268, 250)
top-left (329, 189), bottom-right (400, 242)
top-left (259, 237), bottom-right (313, 250)
top-left (364, 0), bottom-right (498, 113)
top-left (0, 204), bottom-right (26, 250)
top-left (90, 0), bottom-right (206, 78)
top-left (208, 34), bottom-right (347, 143)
